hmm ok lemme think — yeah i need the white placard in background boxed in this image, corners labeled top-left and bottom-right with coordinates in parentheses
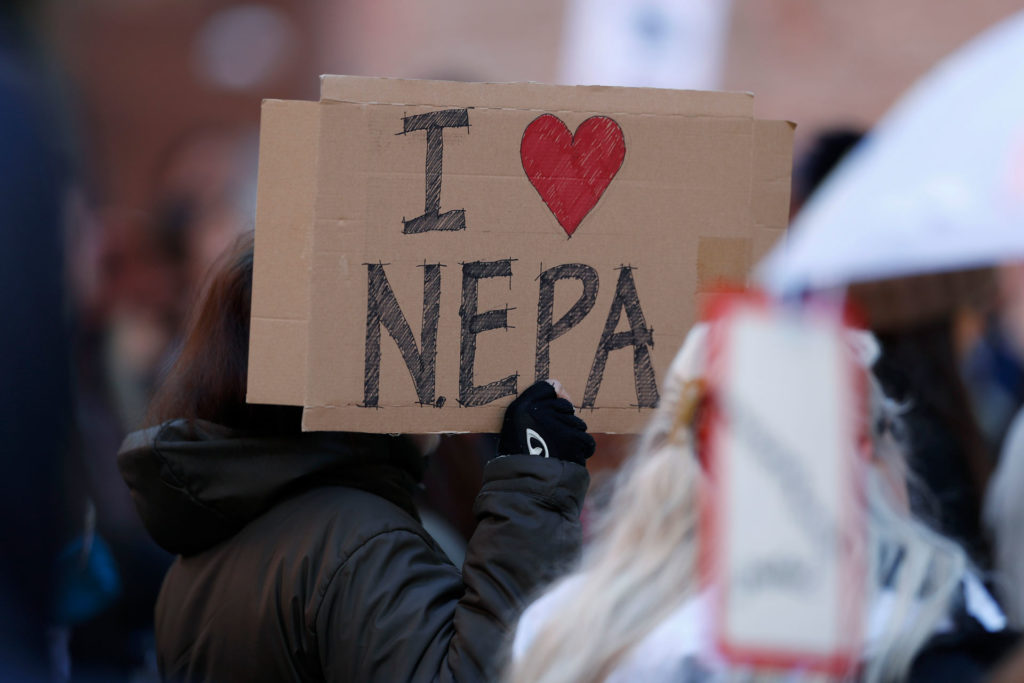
top-left (559, 0), bottom-right (732, 90)
top-left (704, 299), bottom-right (864, 674)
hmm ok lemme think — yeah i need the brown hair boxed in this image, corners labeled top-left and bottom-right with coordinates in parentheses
top-left (874, 320), bottom-right (993, 563)
top-left (145, 231), bottom-right (301, 434)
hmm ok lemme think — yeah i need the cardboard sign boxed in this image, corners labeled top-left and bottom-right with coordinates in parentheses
top-left (248, 77), bottom-right (793, 433)
top-left (701, 296), bottom-right (865, 674)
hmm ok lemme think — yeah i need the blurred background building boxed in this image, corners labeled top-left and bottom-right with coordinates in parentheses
top-left (42, 0), bottom-right (1024, 447)
top-left (49, 0), bottom-right (1024, 211)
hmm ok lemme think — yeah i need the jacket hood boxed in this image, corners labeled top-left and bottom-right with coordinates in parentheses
top-left (118, 419), bottom-right (425, 556)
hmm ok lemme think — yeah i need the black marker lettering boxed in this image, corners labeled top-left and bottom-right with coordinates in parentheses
top-left (459, 259), bottom-right (517, 407)
top-left (535, 264), bottom-right (599, 380)
top-left (583, 266), bottom-right (659, 409)
top-left (363, 263), bottom-right (442, 407)
top-left (400, 108), bottom-right (470, 234)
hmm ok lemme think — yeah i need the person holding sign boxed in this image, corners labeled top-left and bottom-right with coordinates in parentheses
top-left (117, 233), bottom-right (595, 682)
top-left (508, 315), bottom-right (1012, 683)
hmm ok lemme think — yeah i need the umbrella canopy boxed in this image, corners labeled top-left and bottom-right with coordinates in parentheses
top-left (758, 10), bottom-right (1024, 295)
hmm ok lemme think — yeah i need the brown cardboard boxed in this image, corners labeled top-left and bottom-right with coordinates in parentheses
top-left (751, 119), bottom-right (796, 263)
top-left (319, 75), bottom-right (756, 119)
top-left (248, 78), bottom-right (793, 433)
top-left (247, 99), bottom-right (320, 405)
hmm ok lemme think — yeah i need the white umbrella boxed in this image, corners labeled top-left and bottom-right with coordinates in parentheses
top-left (758, 10), bottom-right (1024, 295)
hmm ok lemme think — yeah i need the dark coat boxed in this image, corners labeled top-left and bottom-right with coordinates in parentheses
top-left (118, 420), bottom-right (589, 682)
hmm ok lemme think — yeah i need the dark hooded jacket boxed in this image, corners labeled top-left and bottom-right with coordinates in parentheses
top-left (118, 419), bottom-right (589, 682)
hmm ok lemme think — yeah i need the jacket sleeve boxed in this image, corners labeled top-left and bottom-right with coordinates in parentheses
top-left (314, 455), bottom-right (589, 682)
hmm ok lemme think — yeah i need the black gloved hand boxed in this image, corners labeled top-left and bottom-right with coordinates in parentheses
top-left (497, 381), bottom-right (595, 466)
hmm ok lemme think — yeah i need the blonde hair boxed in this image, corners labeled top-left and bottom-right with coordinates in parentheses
top-left (507, 327), bottom-right (967, 683)
top-left (860, 379), bottom-right (967, 682)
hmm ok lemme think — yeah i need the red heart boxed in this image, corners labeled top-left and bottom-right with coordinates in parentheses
top-left (521, 114), bottom-right (626, 237)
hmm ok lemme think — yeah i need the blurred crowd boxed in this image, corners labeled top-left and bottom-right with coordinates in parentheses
top-left (7, 0), bottom-right (1024, 682)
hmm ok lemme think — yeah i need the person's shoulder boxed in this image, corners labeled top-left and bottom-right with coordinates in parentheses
top-left (607, 593), bottom-right (720, 682)
top-left (512, 575), bottom-right (584, 660)
top-left (268, 485), bottom-right (424, 541)
top-left (513, 582), bottom-right (716, 680)
top-left (235, 485), bottom-right (440, 608)
top-left (223, 484), bottom-right (432, 580)
top-left (157, 485), bottom-right (441, 674)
